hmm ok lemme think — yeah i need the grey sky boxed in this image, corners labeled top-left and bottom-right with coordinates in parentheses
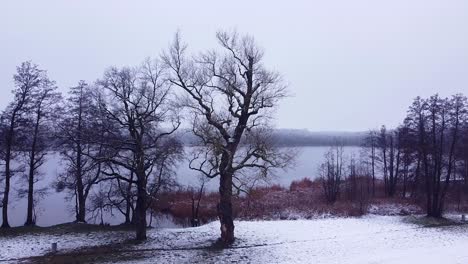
top-left (1, 0), bottom-right (467, 131)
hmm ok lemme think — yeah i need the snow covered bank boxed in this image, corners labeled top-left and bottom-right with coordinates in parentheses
top-left (1, 215), bottom-right (467, 263)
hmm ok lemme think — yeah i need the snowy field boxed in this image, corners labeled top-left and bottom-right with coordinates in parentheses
top-left (1, 215), bottom-right (467, 263)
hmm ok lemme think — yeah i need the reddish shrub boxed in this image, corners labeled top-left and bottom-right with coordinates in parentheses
top-left (289, 178), bottom-right (317, 191)
top-left (149, 177), bottom-right (468, 224)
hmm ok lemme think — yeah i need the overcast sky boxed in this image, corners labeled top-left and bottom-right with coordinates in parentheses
top-left (1, 0), bottom-right (467, 131)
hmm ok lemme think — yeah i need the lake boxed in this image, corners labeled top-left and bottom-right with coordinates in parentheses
top-left (1, 146), bottom-right (360, 227)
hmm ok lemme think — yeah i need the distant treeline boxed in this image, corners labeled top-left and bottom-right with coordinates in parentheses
top-left (271, 129), bottom-right (366, 146)
top-left (176, 129), bottom-right (366, 147)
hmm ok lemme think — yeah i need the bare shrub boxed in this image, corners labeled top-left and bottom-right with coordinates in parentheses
top-left (289, 178), bottom-right (315, 191)
top-left (319, 144), bottom-right (344, 204)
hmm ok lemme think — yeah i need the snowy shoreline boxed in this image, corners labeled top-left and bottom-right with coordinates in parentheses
top-left (1, 215), bottom-right (467, 263)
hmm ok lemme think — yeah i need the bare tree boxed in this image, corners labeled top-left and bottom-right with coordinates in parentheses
top-left (88, 182), bottom-right (113, 225)
top-left (319, 143), bottom-right (344, 203)
top-left (345, 155), bottom-right (371, 215)
top-left (189, 175), bottom-right (209, 227)
top-left (146, 137), bottom-right (182, 227)
top-left (397, 124), bottom-right (414, 198)
top-left (377, 125), bottom-right (402, 197)
top-left (362, 130), bottom-right (378, 196)
top-left (95, 59), bottom-right (181, 240)
top-left (21, 74), bottom-right (62, 226)
top-left (387, 129), bottom-right (402, 197)
top-left (103, 171), bottom-right (136, 225)
top-left (163, 31), bottom-right (292, 245)
top-left (1, 62), bottom-right (46, 228)
top-left (455, 124), bottom-right (468, 208)
top-left (405, 94), bottom-right (467, 217)
top-left (56, 81), bottom-right (102, 223)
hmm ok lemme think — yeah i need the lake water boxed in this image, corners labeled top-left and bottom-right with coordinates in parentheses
top-left (1, 146), bottom-right (360, 227)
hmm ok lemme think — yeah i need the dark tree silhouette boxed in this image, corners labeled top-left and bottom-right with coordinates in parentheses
top-left (1, 62), bottom-right (47, 228)
top-left (164, 31), bottom-right (292, 245)
top-left (377, 125), bottom-right (402, 197)
top-left (319, 143), bottom-right (344, 203)
top-left (95, 59), bottom-right (181, 240)
top-left (404, 94), bottom-right (467, 217)
top-left (22, 72), bottom-right (61, 226)
top-left (362, 130), bottom-right (378, 196)
top-left (56, 81), bottom-right (102, 223)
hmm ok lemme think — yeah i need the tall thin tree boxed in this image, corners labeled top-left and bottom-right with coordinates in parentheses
top-left (22, 74), bottom-right (61, 226)
top-left (57, 81), bottom-right (101, 223)
top-left (1, 62), bottom-right (45, 228)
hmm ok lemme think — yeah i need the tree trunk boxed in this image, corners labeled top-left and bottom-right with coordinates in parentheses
top-left (75, 89), bottom-right (86, 223)
top-left (1, 162), bottom-right (11, 228)
top-left (25, 164), bottom-right (35, 226)
top-left (75, 166), bottom-right (86, 223)
top-left (75, 167), bottom-right (86, 223)
top-left (124, 172), bottom-right (134, 225)
top-left (131, 208), bottom-right (137, 225)
top-left (428, 198), bottom-right (443, 218)
top-left (25, 110), bottom-right (41, 226)
top-left (412, 157), bottom-right (421, 198)
top-left (382, 148), bottom-right (388, 196)
top-left (135, 168), bottom-right (147, 241)
top-left (191, 195), bottom-right (197, 227)
top-left (402, 166), bottom-right (407, 199)
top-left (1, 119), bottom-right (15, 229)
top-left (76, 189), bottom-right (86, 222)
top-left (217, 171), bottom-right (234, 245)
top-left (124, 199), bottom-right (132, 225)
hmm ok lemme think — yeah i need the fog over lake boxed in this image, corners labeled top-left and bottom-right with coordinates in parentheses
top-left (1, 146), bottom-right (360, 227)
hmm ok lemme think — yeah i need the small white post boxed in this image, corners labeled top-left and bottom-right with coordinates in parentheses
top-left (51, 242), bottom-right (57, 253)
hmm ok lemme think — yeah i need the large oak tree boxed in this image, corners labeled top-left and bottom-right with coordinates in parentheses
top-left (164, 31), bottom-right (292, 245)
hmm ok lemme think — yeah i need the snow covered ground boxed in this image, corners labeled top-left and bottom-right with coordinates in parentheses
top-left (1, 215), bottom-right (467, 263)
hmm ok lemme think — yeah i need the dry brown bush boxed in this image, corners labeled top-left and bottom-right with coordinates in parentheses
top-left (150, 177), bottom-right (468, 225)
